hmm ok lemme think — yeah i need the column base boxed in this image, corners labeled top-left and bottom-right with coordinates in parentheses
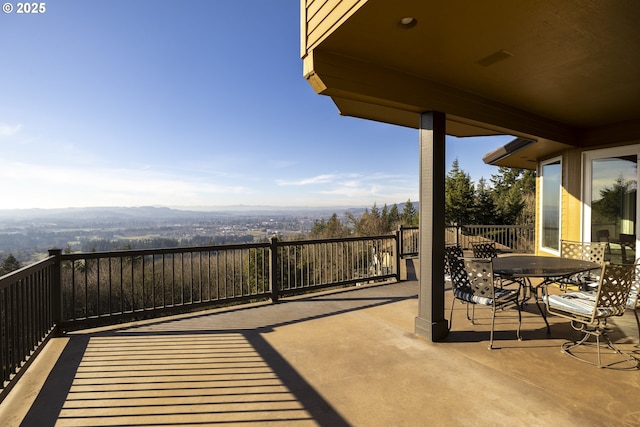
top-left (415, 316), bottom-right (449, 342)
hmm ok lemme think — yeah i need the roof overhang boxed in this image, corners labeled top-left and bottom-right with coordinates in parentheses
top-left (302, 0), bottom-right (640, 165)
top-left (482, 137), bottom-right (576, 170)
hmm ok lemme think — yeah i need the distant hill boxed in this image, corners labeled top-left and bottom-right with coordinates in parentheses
top-left (0, 205), bottom-right (376, 222)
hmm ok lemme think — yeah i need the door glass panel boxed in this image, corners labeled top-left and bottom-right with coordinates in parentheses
top-left (541, 160), bottom-right (561, 251)
top-left (591, 155), bottom-right (637, 264)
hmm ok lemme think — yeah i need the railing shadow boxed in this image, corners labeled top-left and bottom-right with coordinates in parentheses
top-left (18, 280), bottom-right (419, 426)
top-left (20, 336), bottom-right (89, 426)
top-left (23, 330), bottom-right (350, 426)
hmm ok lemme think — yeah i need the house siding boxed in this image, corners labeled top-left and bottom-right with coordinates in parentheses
top-left (562, 149), bottom-right (583, 241)
top-left (301, 0), bottom-right (366, 58)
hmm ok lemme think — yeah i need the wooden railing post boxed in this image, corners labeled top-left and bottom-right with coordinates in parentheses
top-left (48, 248), bottom-right (62, 332)
top-left (269, 235), bottom-right (279, 302)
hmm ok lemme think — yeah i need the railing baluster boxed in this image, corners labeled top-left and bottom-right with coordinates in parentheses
top-left (95, 257), bottom-right (100, 317)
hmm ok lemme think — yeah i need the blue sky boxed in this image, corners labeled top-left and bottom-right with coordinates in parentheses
top-left (0, 0), bottom-right (512, 210)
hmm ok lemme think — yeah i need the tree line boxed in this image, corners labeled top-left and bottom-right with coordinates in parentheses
top-left (309, 200), bottom-right (418, 239)
top-left (445, 160), bottom-right (535, 226)
top-left (310, 161), bottom-right (536, 240)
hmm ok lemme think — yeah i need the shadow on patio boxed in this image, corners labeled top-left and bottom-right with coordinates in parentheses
top-left (1, 259), bottom-right (639, 426)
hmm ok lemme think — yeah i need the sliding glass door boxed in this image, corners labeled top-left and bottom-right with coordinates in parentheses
top-left (584, 147), bottom-right (638, 264)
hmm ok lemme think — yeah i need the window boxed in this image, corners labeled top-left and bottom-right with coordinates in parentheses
top-left (540, 158), bottom-right (561, 253)
top-left (584, 147), bottom-right (638, 264)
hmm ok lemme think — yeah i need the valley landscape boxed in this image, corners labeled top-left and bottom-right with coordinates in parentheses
top-left (0, 206), bottom-right (367, 264)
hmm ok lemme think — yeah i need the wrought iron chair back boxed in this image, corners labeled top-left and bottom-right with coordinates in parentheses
top-left (558, 240), bottom-right (607, 290)
top-left (471, 241), bottom-right (497, 259)
top-left (444, 244), bottom-right (464, 278)
top-left (560, 240), bottom-right (607, 265)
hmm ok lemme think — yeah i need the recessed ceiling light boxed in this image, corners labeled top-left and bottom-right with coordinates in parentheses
top-left (398, 17), bottom-right (417, 29)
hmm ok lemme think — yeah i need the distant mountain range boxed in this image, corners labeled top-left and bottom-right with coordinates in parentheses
top-left (0, 205), bottom-right (383, 222)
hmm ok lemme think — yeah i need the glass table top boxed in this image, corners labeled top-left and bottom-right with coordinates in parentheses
top-left (492, 255), bottom-right (600, 278)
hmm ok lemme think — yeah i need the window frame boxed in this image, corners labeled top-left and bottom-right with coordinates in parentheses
top-left (539, 156), bottom-right (562, 255)
top-left (582, 145), bottom-right (639, 245)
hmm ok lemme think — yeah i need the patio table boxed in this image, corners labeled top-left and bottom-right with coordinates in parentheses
top-left (492, 255), bottom-right (600, 333)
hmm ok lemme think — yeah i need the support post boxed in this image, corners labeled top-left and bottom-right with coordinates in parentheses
top-left (394, 228), bottom-right (402, 281)
top-left (48, 248), bottom-right (63, 334)
top-left (414, 111), bottom-right (449, 341)
top-left (269, 235), bottom-right (279, 302)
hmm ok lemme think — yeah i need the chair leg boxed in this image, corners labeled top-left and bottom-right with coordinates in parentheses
top-left (489, 307), bottom-right (496, 350)
top-left (488, 300), bottom-right (522, 350)
top-left (561, 321), bottom-right (639, 369)
top-left (448, 297), bottom-right (455, 331)
top-left (516, 300), bottom-right (522, 342)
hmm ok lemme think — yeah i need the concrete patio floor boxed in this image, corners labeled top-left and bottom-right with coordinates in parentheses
top-left (1, 259), bottom-right (639, 426)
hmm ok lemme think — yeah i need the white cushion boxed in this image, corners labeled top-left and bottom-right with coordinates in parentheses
top-left (546, 292), bottom-right (624, 317)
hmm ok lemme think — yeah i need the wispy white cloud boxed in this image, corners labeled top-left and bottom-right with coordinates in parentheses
top-left (0, 123), bottom-right (22, 138)
top-left (274, 172), bottom-right (418, 207)
top-left (278, 172), bottom-right (412, 187)
top-left (276, 174), bottom-right (340, 186)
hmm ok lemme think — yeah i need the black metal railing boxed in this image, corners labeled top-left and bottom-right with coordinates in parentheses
top-left (0, 223), bottom-right (533, 400)
top-left (446, 224), bottom-right (535, 253)
top-left (398, 225), bottom-right (419, 257)
top-left (0, 254), bottom-right (59, 401)
top-left (276, 235), bottom-right (397, 295)
top-left (57, 233), bottom-right (401, 327)
top-left (59, 242), bottom-right (273, 326)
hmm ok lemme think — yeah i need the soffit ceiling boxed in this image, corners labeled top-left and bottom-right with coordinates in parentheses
top-left (306, 0), bottom-right (640, 159)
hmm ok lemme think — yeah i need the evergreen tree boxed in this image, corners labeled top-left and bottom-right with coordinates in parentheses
top-left (445, 159), bottom-right (476, 225)
top-left (381, 204), bottom-right (391, 232)
top-left (0, 254), bottom-right (22, 276)
top-left (473, 177), bottom-right (498, 224)
top-left (310, 219), bottom-right (327, 237)
top-left (490, 167), bottom-right (536, 224)
top-left (387, 204), bottom-right (401, 229)
top-left (401, 199), bottom-right (418, 226)
top-left (592, 175), bottom-right (636, 225)
top-left (310, 213), bottom-right (350, 238)
top-left (324, 213), bottom-right (351, 238)
top-left (355, 205), bottom-right (386, 236)
top-left (370, 202), bottom-right (380, 220)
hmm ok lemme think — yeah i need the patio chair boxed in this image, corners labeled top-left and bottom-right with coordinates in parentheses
top-left (444, 244), bottom-right (463, 281)
top-left (543, 262), bottom-right (638, 369)
top-left (471, 241), bottom-right (497, 259)
top-left (448, 257), bottom-right (522, 350)
top-left (470, 240), bottom-right (522, 289)
top-left (556, 240), bottom-right (607, 290)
